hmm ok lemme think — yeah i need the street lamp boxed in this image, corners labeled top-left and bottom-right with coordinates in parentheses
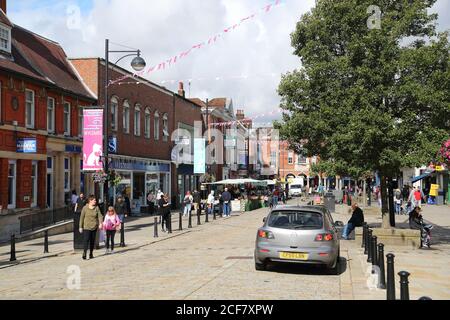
top-left (103, 39), bottom-right (146, 211)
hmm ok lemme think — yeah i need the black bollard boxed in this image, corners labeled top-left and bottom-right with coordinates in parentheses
top-left (213, 205), bottom-right (216, 220)
top-left (378, 243), bottom-right (387, 289)
top-left (188, 210), bottom-right (193, 228)
top-left (120, 220), bottom-right (126, 247)
top-left (364, 225), bottom-right (369, 255)
top-left (44, 230), bottom-right (49, 254)
top-left (168, 213), bottom-right (172, 234)
top-left (179, 212), bottom-right (183, 231)
top-left (386, 253), bottom-right (396, 300)
top-left (371, 236), bottom-right (378, 269)
top-left (399, 271), bottom-right (410, 301)
top-left (205, 204), bottom-right (209, 223)
top-left (153, 217), bottom-right (158, 238)
top-left (419, 296), bottom-right (432, 300)
top-left (10, 234), bottom-right (16, 262)
top-left (197, 209), bottom-right (201, 226)
top-left (367, 230), bottom-right (373, 263)
top-left (362, 223), bottom-right (367, 248)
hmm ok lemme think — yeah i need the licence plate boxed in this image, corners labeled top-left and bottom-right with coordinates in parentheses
top-left (279, 252), bottom-right (309, 260)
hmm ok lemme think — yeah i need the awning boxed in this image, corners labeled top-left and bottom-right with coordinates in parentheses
top-left (411, 171), bottom-right (435, 183)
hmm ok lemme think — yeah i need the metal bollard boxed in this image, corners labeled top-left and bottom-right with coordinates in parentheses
top-left (153, 217), bottom-right (158, 238)
top-left (120, 220), bottom-right (126, 247)
top-left (386, 253), bottom-right (396, 300)
top-left (44, 230), bottom-right (49, 254)
top-left (378, 244), bottom-right (386, 289)
top-left (364, 225), bottom-right (370, 255)
top-left (213, 206), bottom-right (217, 220)
top-left (168, 213), bottom-right (172, 234)
top-left (399, 271), bottom-right (410, 301)
top-left (178, 212), bottom-right (183, 231)
top-left (10, 234), bottom-right (16, 262)
top-left (197, 209), bottom-right (201, 226)
top-left (367, 229), bottom-right (373, 263)
top-left (371, 236), bottom-right (378, 269)
top-left (362, 223), bottom-right (367, 248)
top-left (419, 296), bottom-right (432, 300)
top-left (205, 205), bottom-right (209, 223)
top-left (188, 211), bottom-right (193, 228)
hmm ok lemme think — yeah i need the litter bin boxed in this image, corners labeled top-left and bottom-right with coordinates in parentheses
top-left (324, 193), bottom-right (336, 213)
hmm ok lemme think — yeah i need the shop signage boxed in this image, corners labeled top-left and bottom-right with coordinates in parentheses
top-left (65, 145), bottom-right (82, 153)
top-left (430, 184), bottom-right (439, 197)
top-left (108, 136), bottom-right (117, 154)
top-left (17, 138), bottom-right (37, 153)
top-left (110, 159), bottom-right (170, 173)
top-left (82, 109), bottom-right (104, 171)
top-left (194, 138), bottom-right (206, 174)
top-left (435, 166), bottom-right (445, 171)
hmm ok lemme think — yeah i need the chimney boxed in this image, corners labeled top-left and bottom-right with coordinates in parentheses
top-left (236, 109), bottom-right (245, 120)
top-left (0, 0), bottom-right (6, 14)
top-left (178, 82), bottom-right (185, 98)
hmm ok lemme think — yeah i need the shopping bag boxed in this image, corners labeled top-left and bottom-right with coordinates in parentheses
top-left (99, 229), bottom-right (105, 244)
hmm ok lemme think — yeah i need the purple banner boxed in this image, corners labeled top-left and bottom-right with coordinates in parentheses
top-left (82, 109), bottom-right (104, 171)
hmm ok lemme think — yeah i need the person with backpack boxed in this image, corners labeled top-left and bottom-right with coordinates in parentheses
top-left (103, 207), bottom-right (121, 254)
top-left (79, 195), bottom-right (103, 260)
top-left (183, 191), bottom-right (193, 218)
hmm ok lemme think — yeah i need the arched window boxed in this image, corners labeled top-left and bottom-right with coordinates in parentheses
top-left (162, 114), bottom-right (169, 142)
top-left (144, 108), bottom-right (151, 139)
top-left (123, 100), bottom-right (130, 134)
top-left (134, 104), bottom-right (141, 136)
top-left (111, 96), bottom-right (119, 131)
top-left (154, 111), bottom-right (160, 141)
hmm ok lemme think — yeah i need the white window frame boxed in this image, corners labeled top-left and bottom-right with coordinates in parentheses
top-left (31, 161), bottom-right (38, 208)
top-left (78, 107), bottom-right (83, 137)
top-left (47, 97), bottom-right (55, 133)
top-left (63, 102), bottom-right (71, 136)
top-left (111, 96), bottom-right (119, 131)
top-left (8, 160), bottom-right (16, 209)
top-left (297, 155), bottom-right (307, 165)
top-left (134, 104), bottom-right (141, 136)
top-left (154, 111), bottom-right (160, 141)
top-left (144, 108), bottom-right (151, 139)
top-left (64, 157), bottom-right (70, 192)
top-left (288, 152), bottom-right (293, 165)
top-left (25, 89), bottom-right (35, 129)
top-left (0, 25), bottom-right (11, 53)
top-left (123, 100), bottom-right (130, 134)
top-left (162, 114), bottom-right (169, 142)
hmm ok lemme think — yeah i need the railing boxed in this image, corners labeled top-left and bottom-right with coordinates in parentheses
top-left (19, 206), bottom-right (73, 234)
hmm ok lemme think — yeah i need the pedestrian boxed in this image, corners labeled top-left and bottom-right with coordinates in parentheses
top-left (268, 191), bottom-right (273, 209)
top-left (103, 207), bottom-right (121, 254)
top-left (159, 193), bottom-right (171, 233)
top-left (123, 193), bottom-right (132, 217)
top-left (71, 190), bottom-right (78, 212)
top-left (207, 191), bottom-right (215, 216)
top-left (342, 203), bottom-right (365, 240)
top-left (221, 188), bottom-right (232, 218)
top-left (409, 186), bottom-right (423, 208)
top-left (183, 191), bottom-right (193, 218)
top-left (79, 195), bottom-right (103, 260)
top-left (193, 190), bottom-right (201, 217)
top-left (114, 196), bottom-right (127, 223)
top-left (272, 188), bottom-right (280, 207)
top-left (74, 192), bottom-right (86, 214)
top-left (394, 188), bottom-right (403, 215)
top-left (147, 192), bottom-right (155, 215)
top-left (157, 189), bottom-right (164, 201)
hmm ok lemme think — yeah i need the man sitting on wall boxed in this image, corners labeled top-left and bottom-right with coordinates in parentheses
top-left (342, 203), bottom-right (365, 240)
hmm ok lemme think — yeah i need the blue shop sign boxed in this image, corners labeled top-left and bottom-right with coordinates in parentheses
top-left (65, 145), bottom-right (82, 153)
top-left (17, 138), bottom-right (37, 153)
top-left (110, 159), bottom-right (170, 173)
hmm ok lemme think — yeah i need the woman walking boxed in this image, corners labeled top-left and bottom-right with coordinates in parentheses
top-left (103, 207), bottom-right (122, 254)
top-left (159, 193), bottom-right (171, 233)
top-left (79, 195), bottom-right (103, 260)
top-left (183, 191), bottom-right (193, 218)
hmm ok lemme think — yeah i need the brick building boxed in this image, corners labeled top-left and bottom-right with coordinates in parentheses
top-left (0, 4), bottom-right (95, 216)
top-left (70, 59), bottom-right (203, 210)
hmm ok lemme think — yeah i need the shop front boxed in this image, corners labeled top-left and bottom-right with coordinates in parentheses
top-left (110, 156), bottom-right (171, 214)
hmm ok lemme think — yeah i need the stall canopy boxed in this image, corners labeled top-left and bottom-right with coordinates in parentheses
top-left (206, 179), bottom-right (268, 186)
top-left (411, 170), bottom-right (435, 183)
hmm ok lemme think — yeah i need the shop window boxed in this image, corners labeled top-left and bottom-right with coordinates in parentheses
top-left (47, 97), bottom-right (55, 133)
top-left (8, 161), bottom-right (16, 209)
top-left (25, 89), bottom-right (35, 129)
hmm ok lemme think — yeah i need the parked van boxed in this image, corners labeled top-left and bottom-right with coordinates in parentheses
top-left (289, 178), bottom-right (304, 197)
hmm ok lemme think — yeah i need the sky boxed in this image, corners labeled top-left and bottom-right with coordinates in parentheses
top-left (7, 0), bottom-right (450, 126)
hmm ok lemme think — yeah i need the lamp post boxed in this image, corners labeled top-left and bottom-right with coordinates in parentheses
top-left (103, 39), bottom-right (146, 211)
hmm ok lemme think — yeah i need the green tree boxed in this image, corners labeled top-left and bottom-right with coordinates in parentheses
top-left (277, 0), bottom-right (450, 227)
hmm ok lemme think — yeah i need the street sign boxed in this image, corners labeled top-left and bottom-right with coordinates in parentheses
top-left (17, 138), bottom-right (37, 153)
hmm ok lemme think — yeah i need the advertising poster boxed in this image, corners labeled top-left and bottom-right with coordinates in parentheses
top-left (82, 109), bottom-right (104, 171)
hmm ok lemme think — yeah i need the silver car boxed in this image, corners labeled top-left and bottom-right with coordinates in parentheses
top-left (254, 205), bottom-right (342, 274)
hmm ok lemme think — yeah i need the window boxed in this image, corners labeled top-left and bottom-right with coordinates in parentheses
top-left (47, 97), bottom-right (55, 133)
top-left (123, 100), bottom-right (130, 133)
top-left (144, 108), bottom-right (151, 138)
top-left (111, 97), bottom-right (118, 131)
top-left (78, 107), bottom-right (83, 136)
top-left (163, 114), bottom-right (169, 142)
top-left (64, 158), bottom-right (70, 192)
top-left (288, 152), bottom-right (293, 164)
top-left (31, 161), bottom-right (38, 207)
top-left (25, 89), bottom-right (35, 128)
top-left (8, 161), bottom-right (16, 209)
top-left (63, 102), bottom-right (71, 135)
top-left (0, 25), bottom-right (11, 53)
top-left (154, 111), bottom-right (160, 140)
top-left (297, 155), bottom-right (307, 165)
top-left (270, 151), bottom-right (277, 167)
top-left (134, 104), bottom-right (141, 136)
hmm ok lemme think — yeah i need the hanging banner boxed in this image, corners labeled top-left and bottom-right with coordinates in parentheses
top-left (194, 138), bottom-right (206, 174)
top-left (82, 109), bottom-right (104, 171)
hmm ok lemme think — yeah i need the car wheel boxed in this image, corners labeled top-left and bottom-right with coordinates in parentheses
top-left (328, 251), bottom-right (340, 275)
top-left (255, 262), bottom-right (266, 271)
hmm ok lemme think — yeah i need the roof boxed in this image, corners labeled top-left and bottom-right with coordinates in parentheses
top-left (0, 24), bottom-right (96, 101)
top-left (209, 98), bottom-right (227, 108)
top-left (0, 8), bottom-right (12, 27)
top-left (189, 98), bottom-right (207, 108)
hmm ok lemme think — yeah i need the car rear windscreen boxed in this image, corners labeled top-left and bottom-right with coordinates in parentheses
top-left (268, 211), bottom-right (323, 229)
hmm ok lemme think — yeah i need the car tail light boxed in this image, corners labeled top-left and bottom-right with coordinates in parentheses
top-left (315, 233), bottom-right (333, 241)
top-left (258, 230), bottom-right (274, 239)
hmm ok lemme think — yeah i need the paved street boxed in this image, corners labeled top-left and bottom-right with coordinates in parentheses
top-left (1, 200), bottom-right (449, 300)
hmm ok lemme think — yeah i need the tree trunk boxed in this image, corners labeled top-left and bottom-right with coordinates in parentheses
top-left (380, 173), bottom-right (391, 229)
